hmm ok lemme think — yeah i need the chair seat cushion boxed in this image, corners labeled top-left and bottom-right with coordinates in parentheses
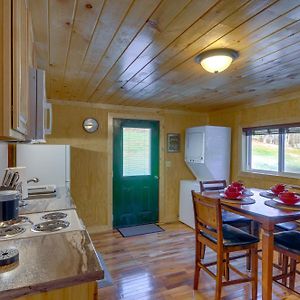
top-left (274, 231), bottom-right (300, 256)
top-left (201, 224), bottom-right (259, 247)
top-left (222, 211), bottom-right (252, 226)
top-left (275, 222), bottom-right (298, 232)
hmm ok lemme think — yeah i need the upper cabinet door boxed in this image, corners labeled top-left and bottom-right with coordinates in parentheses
top-left (12, 0), bottom-right (29, 136)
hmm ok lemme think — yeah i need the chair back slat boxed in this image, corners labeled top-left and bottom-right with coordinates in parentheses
top-left (191, 191), bottom-right (222, 240)
top-left (197, 222), bottom-right (218, 239)
top-left (199, 180), bottom-right (227, 193)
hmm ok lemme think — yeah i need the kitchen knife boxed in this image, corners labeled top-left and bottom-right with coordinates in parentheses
top-left (3, 172), bottom-right (13, 187)
top-left (9, 172), bottom-right (20, 188)
top-left (1, 170), bottom-right (9, 186)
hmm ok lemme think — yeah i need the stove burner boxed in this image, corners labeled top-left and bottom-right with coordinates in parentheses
top-left (0, 226), bottom-right (26, 239)
top-left (0, 248), bottom-right (19, 266)
top-left (31, 220), bottom-right (70, 233)
top-left (0, 216), bottom-right (31, 228)
top-left (41, 212), bottom-right (67, 221)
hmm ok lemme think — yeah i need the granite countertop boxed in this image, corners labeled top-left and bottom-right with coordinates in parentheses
top-left (19, 187), bottom-right (76, 214)
top-left (0, 230), bottom-right (104, 300)
top-left (0, 188), bottom-right (104, 299)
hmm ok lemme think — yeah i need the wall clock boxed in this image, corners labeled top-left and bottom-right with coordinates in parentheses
top-left (82, 118), bottom-right (99, 133)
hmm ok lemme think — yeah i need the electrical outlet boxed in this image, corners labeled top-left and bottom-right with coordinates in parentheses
top-left (165, 161), bottom-right (172, 168)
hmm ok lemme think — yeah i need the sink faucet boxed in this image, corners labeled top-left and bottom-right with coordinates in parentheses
top-left (27, 177), bottom-right (40, 184)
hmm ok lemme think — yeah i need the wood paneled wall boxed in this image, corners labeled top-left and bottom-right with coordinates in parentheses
top-left (47, 101), bottom-right (208, 232)
top-left (209, 98), bottom-right (300, 188)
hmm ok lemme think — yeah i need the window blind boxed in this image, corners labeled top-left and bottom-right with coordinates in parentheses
top-left (122, 127), bottom-right (151, 177)
top-left (286, 126), bottom-right (300, 134)
top-left (243, 123), bottom-right (300, 136)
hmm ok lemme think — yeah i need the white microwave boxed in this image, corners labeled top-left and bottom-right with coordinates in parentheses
top-left (27, 68), bottom-right (52, 142)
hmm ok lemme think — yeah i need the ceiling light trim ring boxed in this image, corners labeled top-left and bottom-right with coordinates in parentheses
top-left (194, 48), bottom-right (239, 73)
top-left (194, 48), bottom-right (239, 64)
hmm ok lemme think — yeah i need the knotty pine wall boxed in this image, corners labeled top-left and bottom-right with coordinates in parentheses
top-left (47, 102), bottom-right (208, 232)
top-left (209, 98), bottom-right (300, 189)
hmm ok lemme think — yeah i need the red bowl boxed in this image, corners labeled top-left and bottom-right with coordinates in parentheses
top-left (231, 182), bottom-right (245, 191)
top-left (225, 192), bottom-right (242, 199)
top-left (224, 188), bottom-right (242, 199)
top-left (278, 192), bottom-right (300, 205)
top-left (271, 184), bottom-right (286, 195)
top-left (225, 186), bottom-right (239, 194)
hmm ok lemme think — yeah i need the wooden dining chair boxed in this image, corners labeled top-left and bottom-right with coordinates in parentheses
top-left (199, 180), bottom-right (254, 269)
top-left (273, 220), bottom-right (299, 267)
top-left (192, 191), bottom-right (259, 300)
top-left (199, 180), bottom-right (253, 229)
top-left (273, 230), bottom-right (300, 291)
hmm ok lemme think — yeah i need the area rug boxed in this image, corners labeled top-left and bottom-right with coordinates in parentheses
top-left (117, 223), bottom-right (164, 237)
top-left (96, 252), bottom-right (113, 288)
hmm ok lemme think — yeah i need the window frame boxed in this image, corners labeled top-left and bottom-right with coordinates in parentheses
top-left (243, 124), bottom-right (300, 177)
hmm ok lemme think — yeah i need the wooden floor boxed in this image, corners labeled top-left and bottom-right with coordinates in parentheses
top-left (91, 223), bottom-right (300, 300)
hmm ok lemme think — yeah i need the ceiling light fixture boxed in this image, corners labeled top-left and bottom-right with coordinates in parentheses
top-left (194, 48), bottom-right (239, 74)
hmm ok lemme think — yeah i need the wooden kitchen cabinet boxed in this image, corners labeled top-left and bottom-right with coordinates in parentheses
top-left (16, 282), bottom-right (98, 300)
top-left (0, 0), bottom-right (35, 140)
top-left (12, 0), bottom-right (30, 136)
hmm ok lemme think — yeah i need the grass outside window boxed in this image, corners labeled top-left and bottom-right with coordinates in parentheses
top-left (245, 125), bottom-right (300, 175)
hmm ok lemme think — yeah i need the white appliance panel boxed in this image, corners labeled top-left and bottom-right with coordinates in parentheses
top-left (28, 68), bottom-right (52, 142)
top-left (184, 126), bottom-right (231, 182)
top-left (16, 144), bottom-right (70, 187)
top-left (185, 129), bottom-right (205, 163)
top-left (179, 180), bottom-right (199, 229)
top-left (179, 126), bottom-right (231, 228)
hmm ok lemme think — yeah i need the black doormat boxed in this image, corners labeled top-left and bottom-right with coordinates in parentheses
top-left (117, 224), bottom-right (164, 237)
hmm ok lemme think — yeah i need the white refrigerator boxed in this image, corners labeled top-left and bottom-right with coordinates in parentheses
top-left (16, 144), bottom-right (70, 189)
top-left (179, 126), bottom-right (231, 229)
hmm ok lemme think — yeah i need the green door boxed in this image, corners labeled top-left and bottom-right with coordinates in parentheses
top-left (113, 119), bottom-right (159, 228)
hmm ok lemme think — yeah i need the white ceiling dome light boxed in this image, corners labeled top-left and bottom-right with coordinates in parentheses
top-left (194, 48), bottom-right (239, 74)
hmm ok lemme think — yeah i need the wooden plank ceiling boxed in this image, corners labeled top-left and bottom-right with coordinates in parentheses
top-left (28, 0), bottom-right (300, 111)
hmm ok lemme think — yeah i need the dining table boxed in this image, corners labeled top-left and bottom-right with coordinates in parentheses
top-left (202, 188), bottom-right (300, 300)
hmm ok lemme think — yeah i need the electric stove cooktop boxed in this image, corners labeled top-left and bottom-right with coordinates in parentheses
top-left (0, 209), bottom-right (84, 240)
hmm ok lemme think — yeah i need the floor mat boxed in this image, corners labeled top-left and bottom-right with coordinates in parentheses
top-left (117, 223), bottom-right (164, 237)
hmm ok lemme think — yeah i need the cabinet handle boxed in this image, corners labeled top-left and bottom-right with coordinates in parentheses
top-left (44, 102), bottom-right (52, 135)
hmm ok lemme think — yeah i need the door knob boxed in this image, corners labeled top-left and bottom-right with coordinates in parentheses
top-left (154, 176), bottom-right (159, 179)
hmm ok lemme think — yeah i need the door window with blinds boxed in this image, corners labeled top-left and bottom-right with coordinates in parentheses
top-left (123, 127), bottom-right (151, 176)
top-left (243, 124), bottom-right (300, 175)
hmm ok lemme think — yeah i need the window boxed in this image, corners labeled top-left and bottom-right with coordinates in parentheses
top-left (244, 125), bottom-right (300, 175)
top-left (123, 127), bottom-right (151, 176)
